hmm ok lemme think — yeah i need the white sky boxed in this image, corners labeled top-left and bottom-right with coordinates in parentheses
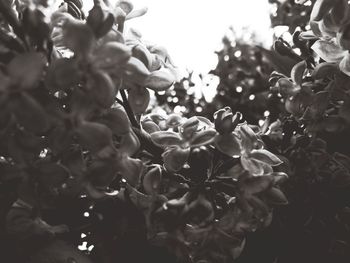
top-left (83, 0), bottom-right (272, 74)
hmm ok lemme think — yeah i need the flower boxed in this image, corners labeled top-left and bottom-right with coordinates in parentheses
top-left (305, 0), bottom-right (350, 76)
top-left (151, 116), bottom-right (217, 172)
top-left (213, 107), bottom-right (241, 156)
top-left (237, 124), bottom-right (282, 176)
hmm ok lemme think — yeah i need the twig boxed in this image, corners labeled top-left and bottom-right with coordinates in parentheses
top-left (132, 127), bottom-right (163, 161)
top-left (119, 88), bottom-right (140, 129)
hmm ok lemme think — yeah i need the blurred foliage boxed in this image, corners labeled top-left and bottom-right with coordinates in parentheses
top-left (269, 0), bottom-right (317, 33)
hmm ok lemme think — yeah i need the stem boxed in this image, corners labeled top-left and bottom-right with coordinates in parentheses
top-left (119, 88), bottom-right (140, 129)
top-left (132, 127), bottom-right (163, 161)
top-left (116, 20), bottom-right (162, 158)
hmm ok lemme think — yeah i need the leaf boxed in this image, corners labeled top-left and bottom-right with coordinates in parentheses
top-left (8, 52), bottom-right (47, 90)
top-left (94, 42), bottom-right (132, 70)
top-left (291, 60), bottom-right (306, 85)
top-left (145, 68), bottom-right (176, 91)
top-left (250, 149), bottom-right (283, 166)
top-left (87, 70), bottom-right (116, 108)
top-left (214, 133), bottom-right (241, 156)
top-left (14, 93), bottom-right (49, 133)
top-left (265, 187), bottom-right (288, 205)
top-left (128, 86), bottom-right (150, 114)
top-left (312, 62), bottom-right (337, 79)
top-left (46, 58), bottom-right (80, 91)
top-left (190, 129), bottom-right (217, 148)
top-left (143, 165), bottom-right (162, 195)
top-left (311, 40), bottom-right (347, 63)
top-left (162, 146), bottom-right (190, 172)
top-left (75, 121), bottom-right (113, 153)
top-left (150, 131), bottom-right (182, 147)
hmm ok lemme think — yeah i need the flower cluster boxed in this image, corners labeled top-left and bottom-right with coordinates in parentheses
top-left (0, 1), bottom-right (289, 263)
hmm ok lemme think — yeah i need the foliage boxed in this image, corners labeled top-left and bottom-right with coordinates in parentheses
top-left (0, 0), bottom-right (289, 263)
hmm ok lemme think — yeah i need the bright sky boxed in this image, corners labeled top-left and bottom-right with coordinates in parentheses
top-left (128, 0), bottom-right (272, 74)
top-left (84, 0), bottom-right (272, 74)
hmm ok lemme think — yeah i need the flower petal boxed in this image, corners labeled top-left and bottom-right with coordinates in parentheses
top-left (145, 67), bottom-right (176, 91)
top-left (128, 86), bottom-right (150, 114)
top-left (99, 107), bottom-right (131, 136)
top-left (46, 58), bottom-right (80, 91)
top-left (190, 129), bottom-right (217, 148)
top-left (119, 130), bottom-right (140, 156)
top-left (94, 42), bottom-right (132, 70)
top-left (87, 70), bottom-right (116, 108)
top-left (75, 121), bottom-right (113, 153)
top-left (339, 53), bottom-right (350, 76)
top-left (311, 40), bottom-right (347, 63)
top-left (215, 133), bottom-right (241, 156)
top-left (162, 146), bottom-right (190, 172)
top-left (62, 19), bottom-right (95, 57)
top-left (14, 93), bottom-right (49, 133)
top-left (250, 149), bottom-right (283, 166)
top-left (117, 156), bottom-right (144, 186)
top-left (150, 131), bottom-right (182, 147)
top-left (143, 165), bottom-right (162, 195)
